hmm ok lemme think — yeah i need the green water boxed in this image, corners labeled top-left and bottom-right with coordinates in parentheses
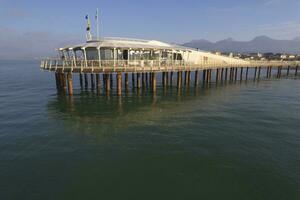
top-left (0, 60), bottom-right (300, 200)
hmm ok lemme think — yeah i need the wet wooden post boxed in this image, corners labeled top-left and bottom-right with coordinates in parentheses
top-left (105, 74), bottom-right (110, 94)
top-left (277, 66), bottom-right (281, 78)
top-left (194, 70), bottom-right (199, 86)
top-left (61, 73), bottom-right (67, 94)
top-left (202, 70), bottom-right (206, 85)
top-left (55, 72), bottom-right (59, 91)
top-left (117, 72), bottom-right (122, 96)
top-left (146, 73), bottom-right (149, 88)
top-left (125, 73), bottom-right (129, 90)
top-left (266, 67), bottom-right (269, 78)
top-left (166, 72), bottom-right (169, 87)
top-left (287, 66), bottom-right (290, 76)
top-left (221, 68), bottom-right (224, 82)
top-left (187, 71), bottom-right (191, 86)
top-left (295, 66), bottom-right (298, 76)
top-left (67, 72), bottom-right (73, 95)
top-left (84, 73), bottom-right (88, 88)
top-left (152, 72), bottom-right (157, 92)
top-left (79, 73), bottom-right (83, 88)
top-left (225, 68), bottom-right (228, 81)
top-left (216, 69), bottom-right (219, 84)
top-left (234, 68), bottom-right (238, 82)
top-left (254, 67), bottom-right (257, 81)
top-left (258, 67), bottom-right (261, 80)
top-left (96, 74), bottom-right (101, 92)
top-left (177, 71), bottom-right (182, 89)
top-left (240, 67), bottom-right (243, 81)
top-left (184, 71), bottom-right (188, 86)
top-left (162, 72), bottom-right (166, 87)
top-left (170, 72), bottom-right (173, 86)
top-left (102, 74), bottom-right (106, 88)
top-left (246, 67), bottom-right (249, 80)
top-left (132, 73), bottom-right (135, 88)
top-left (229, 68), bottom-right (233, 81)
top-left (110, 74), bottom-right (113, 89)
top-left (142, 73), bottom-right (146, 88)
top-left (91, 74), bottom-right (95, 90)
top-left (269, 66), bottom-right (272, 78)
top-left (137, 73), bottom-right (141, 88)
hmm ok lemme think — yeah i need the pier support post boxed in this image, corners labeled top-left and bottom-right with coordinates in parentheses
top-left (152, 72), bottom-right (157, 92)
top-left (132, 73), bottom-right (135, 88)
top-left (246, 67), bottom-right (249, 80)
top-left (295, 66), bottom-right (298, 76)
top-left (170, 72), bottom-right (173, 86)
top-left (225, 68), bottom-right (228, 81)
top-left (79, 73), bottom-right (83, 88)
top-left (269, 67), bottom-right (272, 78)
top-left (67, 72), bottom-right (73, 95)
top-left (96, 74), bottom-right (101, 93)
top-left (216, 69), bottom-right (219, 84)
top-left (254, 67), bottom-right (257, 81)
top-left (55, 72), bottom-right (60, 91)
top-left (187, 71), bottom-right (191, 86)
top-left (195, 70), bottom-right (199, 86)
top-left (91, 74), bottom-right (95, 90)
top-left (125, 73), bottom-right (129, 90)
top-left (240, 67), bottom-right (243, 81)
top-left (202, 70), bottom-right (207, 85)
top-left (142, 73), bottom-right (146, 88)
top-left (105, 74), bottom-right (110, 94)
top-left (287, 66), bottom-right (290, 76)
top-left (221, 68), bottom-right (224, 82)
top-left (137, 73), bottom-right (141, 88)
top-left (234, 68), bottom-right (238, 82)
top-left (110, 74), bottom-right (113, 89)
top-left (117, 72), bottom-right (122, 96)
top-left (177, 71), bottom-right (182, 89)
top-left (184, 71), bottom-right (188, 86)
top-left (258, 67), bottom-right (261, 80)
top-left (84, 73), bottom-right (88, 88)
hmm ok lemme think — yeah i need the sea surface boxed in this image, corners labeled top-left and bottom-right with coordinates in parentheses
top-left (0, 60), bottom-right (300, 200)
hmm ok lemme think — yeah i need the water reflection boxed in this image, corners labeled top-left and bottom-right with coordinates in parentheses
top-left (47, 82), bottom-right (250, 133)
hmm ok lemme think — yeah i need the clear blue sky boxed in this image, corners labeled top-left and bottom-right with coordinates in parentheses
top-left (1, 0), bottom-right (300, 59)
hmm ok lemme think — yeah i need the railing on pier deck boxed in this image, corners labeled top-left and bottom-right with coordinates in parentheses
top-left (40, 59), bottom-right (300, 73)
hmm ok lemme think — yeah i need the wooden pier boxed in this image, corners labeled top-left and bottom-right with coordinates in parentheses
top-left (42, 59), bottom-right (300, 95)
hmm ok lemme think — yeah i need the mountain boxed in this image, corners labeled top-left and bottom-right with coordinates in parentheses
top-left (183, 36), bottom-right (300, 54)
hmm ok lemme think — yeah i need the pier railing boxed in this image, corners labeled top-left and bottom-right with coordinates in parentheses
top-left (40, 58), bottom-right (300, 73)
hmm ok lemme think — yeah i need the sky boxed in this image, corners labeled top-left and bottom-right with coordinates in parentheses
top-left (1, 0), bottom-right (300, 59)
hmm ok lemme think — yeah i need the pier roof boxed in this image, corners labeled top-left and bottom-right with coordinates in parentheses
top-left (61, 37), bottom-right (193, 52)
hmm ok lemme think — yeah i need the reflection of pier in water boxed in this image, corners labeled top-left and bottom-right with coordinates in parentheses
top-left (47, 81), bottom-right (266, 134)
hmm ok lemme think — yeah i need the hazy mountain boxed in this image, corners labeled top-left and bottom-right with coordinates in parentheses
top-left (183, 36), bottom-right (300, 54)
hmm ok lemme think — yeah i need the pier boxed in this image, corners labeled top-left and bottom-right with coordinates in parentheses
top-left (40, 37), bottom-right (300, 95)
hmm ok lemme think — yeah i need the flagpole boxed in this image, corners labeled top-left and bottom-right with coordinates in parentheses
top-left (96, 8), bottom-right (99, 40)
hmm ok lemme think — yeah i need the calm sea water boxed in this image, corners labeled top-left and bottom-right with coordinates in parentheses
top-left (0, 60), bottom-right (300, 200)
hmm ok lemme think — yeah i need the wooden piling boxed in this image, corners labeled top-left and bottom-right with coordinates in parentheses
top-left (258, 67), bottom-right (261, 80)
top-left (142, 73), bottom-right (146, 88)
top-left (254, 67), bottom-right (257, 80)
top-left (246, 67), bottom-right (249, 80)
top-left (195, 70), bottom-right (199, 86)
top-left (84, 73), bottom-right (88, 88)
top-left (234, 68), bottom-right (238, 82)
top-left (117, 72), bottom-right (122, 96)
top-left (137, 73), bottom-right (141, 88)
top-left (225, 68), bottom-right (228, 81)
top-left (216, 69), bottom-right (219, 84)
top-left (287, 66), bottom-right (290, 76)
top-left (203, 70), bottom-right (207, 85)
top-left (170, 72), bottom-right (173, 86)
top-left (240, 67), bottom-right (243, 81)
top-left (132, 73), bottom-right (135, 88)
top-left (106, 74), bottom-right (110, 93)
top-left (91, 74), bottom-right (95, 89)
top-left (96, 74), bottom-right (100, 92)
top-left (67, 72), bottom-right (73, 95)
top-left (152, 72), bottom-right (157, 92)
top-left (125, 73), bottom-right (129, 90)
top-left (296, 66), bottom-right (298, 76)
top-left (177, 71), bottom-right (182, 89)
top-left (79, 73), bottom-right (83, 88)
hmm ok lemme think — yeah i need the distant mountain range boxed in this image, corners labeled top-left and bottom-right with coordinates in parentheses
top-left (183, 36), bottom-right (300, 54)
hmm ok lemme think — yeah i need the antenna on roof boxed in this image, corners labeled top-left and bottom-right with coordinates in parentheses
top-left (95, 8), bottom-right (100, 40)
top-left (85, 14), bottom-right (92, 41)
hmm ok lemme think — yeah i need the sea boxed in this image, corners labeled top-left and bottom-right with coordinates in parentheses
top-left (0, 60), bottom-right (300, 200)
